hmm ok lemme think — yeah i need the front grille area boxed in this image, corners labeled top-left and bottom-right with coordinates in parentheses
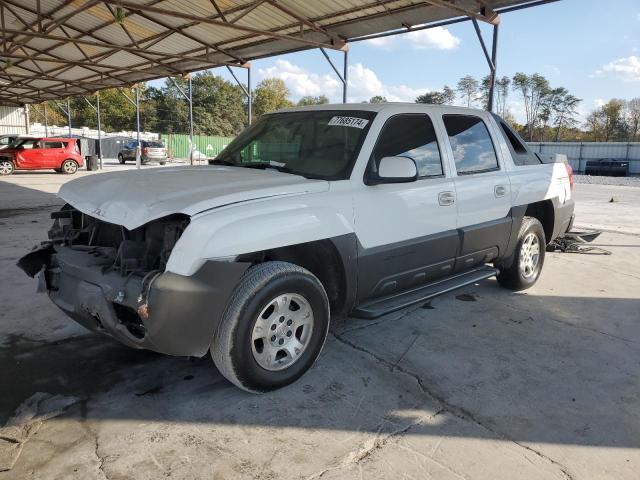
top-left (48, 206), bottom-right (189, 276)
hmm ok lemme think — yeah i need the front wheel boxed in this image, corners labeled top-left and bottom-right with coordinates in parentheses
top-left (0, 160), bottom-right (14, 175)
top-left (60, 160), bottom-right (78, 174)
top-left (496, 216), bottom-right (546, 291)
top-left (211, 261), bottom-right (330, 393)
top-left (118, 154), bottom-right (125, 164)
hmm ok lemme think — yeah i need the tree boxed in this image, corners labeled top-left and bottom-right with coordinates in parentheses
top-left (368, 95), bottom-right (388, 103)
top-left (495, 76), bottom-right (511, 117)
top-left (551, 90), bottom-right (581, 141)
top-left (29, 101), bottom-right (66, 127)
top-left (512, 73), bottom-right (551, 141)
top-left (297, 95), bottom-right (329, 106)
top-left (623, 98), bottom-right (640, 141)
top-left (480, 75), bottom-right (510, 115)
top-left (253, 78), bottom-right (294, 116)
top-left (152, 73), bottom-right (246, 136)
top-left (600, 99), bottom-right (626, 141)
top-left (456, 75), bottom-right (479, 107)
top-left (415, 86), bottom-right (455, 105)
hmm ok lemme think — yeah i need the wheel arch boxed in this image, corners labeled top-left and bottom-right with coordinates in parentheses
top-left (237, 235), bottom-right (358, 316)
top-left (497, 201), bottom-right (554, 269)
top-left (524, 199), bottom-right (554, 243)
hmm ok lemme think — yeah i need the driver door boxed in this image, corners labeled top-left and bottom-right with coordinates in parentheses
top-left (353, 113), bottom-right (458, 301)
top-left (15, 139), bottom-right (41, 169)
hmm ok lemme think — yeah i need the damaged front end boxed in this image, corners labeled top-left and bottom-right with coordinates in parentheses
top-left (18, 206), bottom-right (249, 357)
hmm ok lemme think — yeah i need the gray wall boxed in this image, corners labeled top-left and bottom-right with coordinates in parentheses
top-left (528, 142), bottom-right (640, 174)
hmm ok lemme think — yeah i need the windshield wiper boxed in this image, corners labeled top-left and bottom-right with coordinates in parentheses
top-left (210, 159), bottom-right (310, 178)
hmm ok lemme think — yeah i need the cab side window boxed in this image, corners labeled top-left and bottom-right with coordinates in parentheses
top-left (443, 115), bottom-right (499, 174)
top-left (371, 114), bottom-right (443, 177)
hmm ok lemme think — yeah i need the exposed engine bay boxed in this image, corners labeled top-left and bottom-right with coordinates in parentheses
top-left (46, 205), bottom-right (189, 276)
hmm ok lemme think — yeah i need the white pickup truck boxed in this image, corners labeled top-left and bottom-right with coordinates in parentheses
top-left (19, 104), bottom-right (574, 393)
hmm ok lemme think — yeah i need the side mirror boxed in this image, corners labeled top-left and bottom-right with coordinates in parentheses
top-left (367, 156), bottom-right (418, 185)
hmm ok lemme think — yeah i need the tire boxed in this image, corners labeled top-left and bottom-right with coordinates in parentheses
top-left (212, 261), bottom-right (330, 393)
top-left (118, 154), bottom-right (125, 164)
top-left (0, 159), bottom-right (14, 175)
top-left (159, 161), bottom-right (166, 166)
top-left (60, 159), bottom-right (78, 175)
top-left (497, 216), bottom-right (546, 291)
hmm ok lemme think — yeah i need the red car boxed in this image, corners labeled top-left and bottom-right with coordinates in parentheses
top-left (0, 137), bottom-right (84, 175)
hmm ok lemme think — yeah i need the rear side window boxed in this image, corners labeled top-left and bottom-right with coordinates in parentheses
top-left (371, 114), bottom-right (443, 177)
top-left (443, 115), bottom-right (499, 174)
top-left (43, 141), bottom-right (63, 149)
top-left (495, 117), bottom-right (541, 166)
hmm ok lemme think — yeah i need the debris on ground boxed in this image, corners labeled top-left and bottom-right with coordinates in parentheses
top-left (547, 230), bottom-right (612, 255)
top-left (0, 392), bottom-right (80, 472)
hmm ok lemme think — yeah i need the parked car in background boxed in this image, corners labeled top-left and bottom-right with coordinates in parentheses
top-left (0, 137), bottom-right (83, 175)
top-left (118, 140), bottom-right (167, 165)
top-left (0, 134), bottom-right (19, 149)
top-left (584, 158), bottom-right (629, 177)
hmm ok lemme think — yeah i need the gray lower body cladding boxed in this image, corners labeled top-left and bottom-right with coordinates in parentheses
top-left (33, 245), bottom-right (249, 357)
top-left (552, 197), bottom-right (575, 239)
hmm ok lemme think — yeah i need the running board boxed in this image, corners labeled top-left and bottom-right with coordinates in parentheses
top-left (352, 266), bottom-right (499, 319)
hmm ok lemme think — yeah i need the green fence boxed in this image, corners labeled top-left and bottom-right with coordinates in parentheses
top-left (160, 133), bottom-right (235, 159)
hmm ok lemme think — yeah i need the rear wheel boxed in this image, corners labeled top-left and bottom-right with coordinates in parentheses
top-left (0, 160), bottom-right (14, 175)
top-left (212, 261), bottom-right (330, 393)
top-left (497, 216), bottom-right (545, 291)
top-left (118, 154), bottom-right (125, 164)
top-left (61, 159), bottom-right (78, 174)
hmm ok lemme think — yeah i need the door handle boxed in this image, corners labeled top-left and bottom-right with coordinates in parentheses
top-left (438, 191), bottom-right (455, 206)
top-left (494, 185), bottom-right (507, 198)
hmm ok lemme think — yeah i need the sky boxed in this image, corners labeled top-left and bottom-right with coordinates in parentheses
top-left (148, 0), bottom-right (640, 122)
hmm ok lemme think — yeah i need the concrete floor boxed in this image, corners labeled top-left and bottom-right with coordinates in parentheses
top-left (1, 169), bottom-right (639, 480)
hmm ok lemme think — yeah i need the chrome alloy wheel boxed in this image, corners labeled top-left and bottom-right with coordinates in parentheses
top-left (251, 293), bottom-right (314, 371)
top-left (519, 232), bottom-right (540, 278)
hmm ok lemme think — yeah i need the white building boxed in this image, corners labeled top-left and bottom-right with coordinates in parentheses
top-left (0, 106), bottom-right (28, 135)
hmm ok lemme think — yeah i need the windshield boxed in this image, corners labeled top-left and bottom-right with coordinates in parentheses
top-left (213, 110), bottom-right (375, 180)
top-left (145, 141), bottom-right (164, 148)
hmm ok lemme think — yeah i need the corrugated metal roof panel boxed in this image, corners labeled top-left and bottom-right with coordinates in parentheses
top-left (0, 0), bottom-right (544, 105)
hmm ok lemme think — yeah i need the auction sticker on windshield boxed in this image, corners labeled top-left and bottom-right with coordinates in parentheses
top-left (328, 116), bottom-right (370, 129)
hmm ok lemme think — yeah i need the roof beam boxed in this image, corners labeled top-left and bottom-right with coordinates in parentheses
top-left (266, 0), bottom-right (332, 38)
top-left (101, 0), bottom-right (345, 49)
top-left (0, 26), bottom-right (239, 65)
top-left (228, 1), bottom-right (265, 24)
top-left (423, 0), bottom-right (498, 24)
top-left (126, 8), bottom-right (246, 63)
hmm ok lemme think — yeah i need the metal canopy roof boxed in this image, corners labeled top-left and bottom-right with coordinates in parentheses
top-left (0, 0), bottom-right (547, 106)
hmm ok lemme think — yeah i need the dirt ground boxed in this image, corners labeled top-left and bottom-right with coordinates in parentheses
top-left (1, 166), bottom-right (639, 480)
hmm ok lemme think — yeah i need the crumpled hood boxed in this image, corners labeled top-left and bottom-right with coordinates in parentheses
top-left (59, 166), bottom-right (328, 230)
